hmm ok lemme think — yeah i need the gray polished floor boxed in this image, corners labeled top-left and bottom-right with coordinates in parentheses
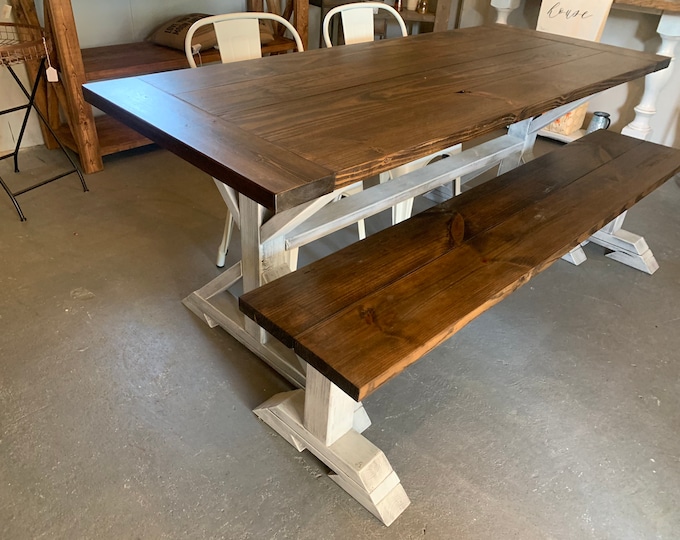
top-left (1, 142), bottom-right (679, 539)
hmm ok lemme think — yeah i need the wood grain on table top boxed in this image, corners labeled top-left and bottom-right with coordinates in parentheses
top-left (84, 25), bottom-right (669, 212)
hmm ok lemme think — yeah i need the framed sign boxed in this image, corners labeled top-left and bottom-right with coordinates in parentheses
top-left (537, 0), bottom-right (614, 42)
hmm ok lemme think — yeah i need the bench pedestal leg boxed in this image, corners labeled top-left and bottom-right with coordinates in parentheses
top-left (253, 366), bottom-right (410, 526)
top-left (560, 214), bottom-right (659, 274)
top-left (589, 213), bottom-right (659, 274)
top-left (589, 231), bottom-right (659, 274)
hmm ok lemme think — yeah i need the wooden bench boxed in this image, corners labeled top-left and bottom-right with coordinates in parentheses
top-left (239, 130), bottom-right (680, 524)
top-left (12, 0), bottom-right (308, 174)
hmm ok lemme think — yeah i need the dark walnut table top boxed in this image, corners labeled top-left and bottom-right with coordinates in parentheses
top-left (83, 24), bottom-right (669, 212)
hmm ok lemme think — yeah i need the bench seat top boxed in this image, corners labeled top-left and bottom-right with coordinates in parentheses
top-left (240, 131), bottom-right (680, 401)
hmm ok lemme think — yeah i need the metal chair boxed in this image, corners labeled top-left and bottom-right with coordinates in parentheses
top-left (185, 13), bottom-right (364, 268)
top-left (185, 13), bottom-right (304, 267)
top-left (322, 2), bottom-right (407, 47)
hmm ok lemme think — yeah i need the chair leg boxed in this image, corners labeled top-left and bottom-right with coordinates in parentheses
top-left (216, 213), bottom-right (234, 268)
top-left (357, 218), bottom-right (366, 240)
top-left (338, 183), bottom-right (367, 241)
top-left (454, 177), bottom-right (461, 196)
top-left (392, 198), bottom-right (414, 225)
top-left (288, 247), bottom-right (300, 271)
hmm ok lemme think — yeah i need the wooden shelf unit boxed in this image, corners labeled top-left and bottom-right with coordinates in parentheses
top-left (14, 0), bottom-right (308, 174)
top-left (395, 1), bottom-right (455, 32)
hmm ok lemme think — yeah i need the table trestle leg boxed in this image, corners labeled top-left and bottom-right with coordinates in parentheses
top-left (213, 180), bottom-right (240, 268)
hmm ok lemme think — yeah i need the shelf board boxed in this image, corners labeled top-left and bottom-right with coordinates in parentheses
top-left (57, 115), bottom-right (153, 157)
top-left (375, 8), bottom-right (436, 23)
top-left (82, 39), bottom-right (298, 82)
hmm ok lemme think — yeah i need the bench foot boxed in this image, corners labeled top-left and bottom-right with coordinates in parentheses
top-left (254, 370), bottom-right (410, 526)
top-left (561, 245), bottom-right (587, 266)
top-left (589, 229), bottom-right (659, 275)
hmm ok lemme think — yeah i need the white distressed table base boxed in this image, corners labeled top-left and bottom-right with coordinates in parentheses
top-left (254, 369), bottom-right (410, 526)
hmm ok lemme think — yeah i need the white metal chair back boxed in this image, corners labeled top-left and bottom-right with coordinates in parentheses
top-left (184, 12), bottom-right (304, 68)
top-left (183, 13), bottom-right (304, 267)
top-left (536, 0), bottom-right (614, 42)
top-left (322, 2), bottom-right (407, 48)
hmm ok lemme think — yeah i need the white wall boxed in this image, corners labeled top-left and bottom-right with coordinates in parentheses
top-left (1, 0), bottom-right (678, 152)
top-left (40, 0), bottom-right (246, 47)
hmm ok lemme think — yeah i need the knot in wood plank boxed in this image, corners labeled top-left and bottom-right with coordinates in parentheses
top-left (447, 212), bottom-right (465, 246)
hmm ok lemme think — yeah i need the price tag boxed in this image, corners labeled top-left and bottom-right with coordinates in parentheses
top-left (46, 66), bottom-right (58, 82)
top-left (42, 37), bottom-right (59, 82)
top-left (2, 4), bottom-right (12, 20)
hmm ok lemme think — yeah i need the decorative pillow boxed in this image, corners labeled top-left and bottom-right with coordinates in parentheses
top-left (147, 13), bottom-right (276, 52)
top-left (147, 13), bottom-right (218, 51)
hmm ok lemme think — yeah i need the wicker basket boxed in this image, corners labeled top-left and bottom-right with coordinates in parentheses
top-left (0, 22), bottom-right (49, 67)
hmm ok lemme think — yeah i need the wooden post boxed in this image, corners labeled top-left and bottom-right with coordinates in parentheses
top-left (293, 0), bottom-right (308, 50)
top-left (43, 0), bottom-right (103, 173)
top-left (248, 0), bottom-right (307, 50)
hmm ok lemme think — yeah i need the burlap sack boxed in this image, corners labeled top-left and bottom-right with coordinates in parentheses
top-left (147, 13), bottom-right (274, 51)
top-left (147, 13), bottom-right (217, 51)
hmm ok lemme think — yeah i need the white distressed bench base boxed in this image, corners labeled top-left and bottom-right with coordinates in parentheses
top-left (590, 228), bottom-right (659, 274)
top-left (562, 214), bottom-right (659, 274)
top-left (254, 368), bottom-right (410, 526)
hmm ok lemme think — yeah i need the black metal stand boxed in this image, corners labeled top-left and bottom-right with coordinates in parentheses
top-left (0, 57), bottom-right (87, 221)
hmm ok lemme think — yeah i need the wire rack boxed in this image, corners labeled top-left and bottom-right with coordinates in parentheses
top-left (0, 22), bottom-right (48, 67)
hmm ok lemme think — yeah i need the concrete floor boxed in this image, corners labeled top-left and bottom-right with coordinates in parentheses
top-left (1, 142), bottom-right (679, 539)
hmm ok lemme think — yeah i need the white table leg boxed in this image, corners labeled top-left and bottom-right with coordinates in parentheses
top-left (213, 180), bottom-right (240, 268)
top-left (498, 117), bottom-right (535, 174)
top-left (254, 365), bottom-right (410, 526)
top-left (182, 195), bottom-right (306, 386)
top-left (561, 244), bottom-right (588, 266)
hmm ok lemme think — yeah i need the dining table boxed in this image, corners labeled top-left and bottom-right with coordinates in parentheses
top-left (82, 23), bottom-right (670, 525)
